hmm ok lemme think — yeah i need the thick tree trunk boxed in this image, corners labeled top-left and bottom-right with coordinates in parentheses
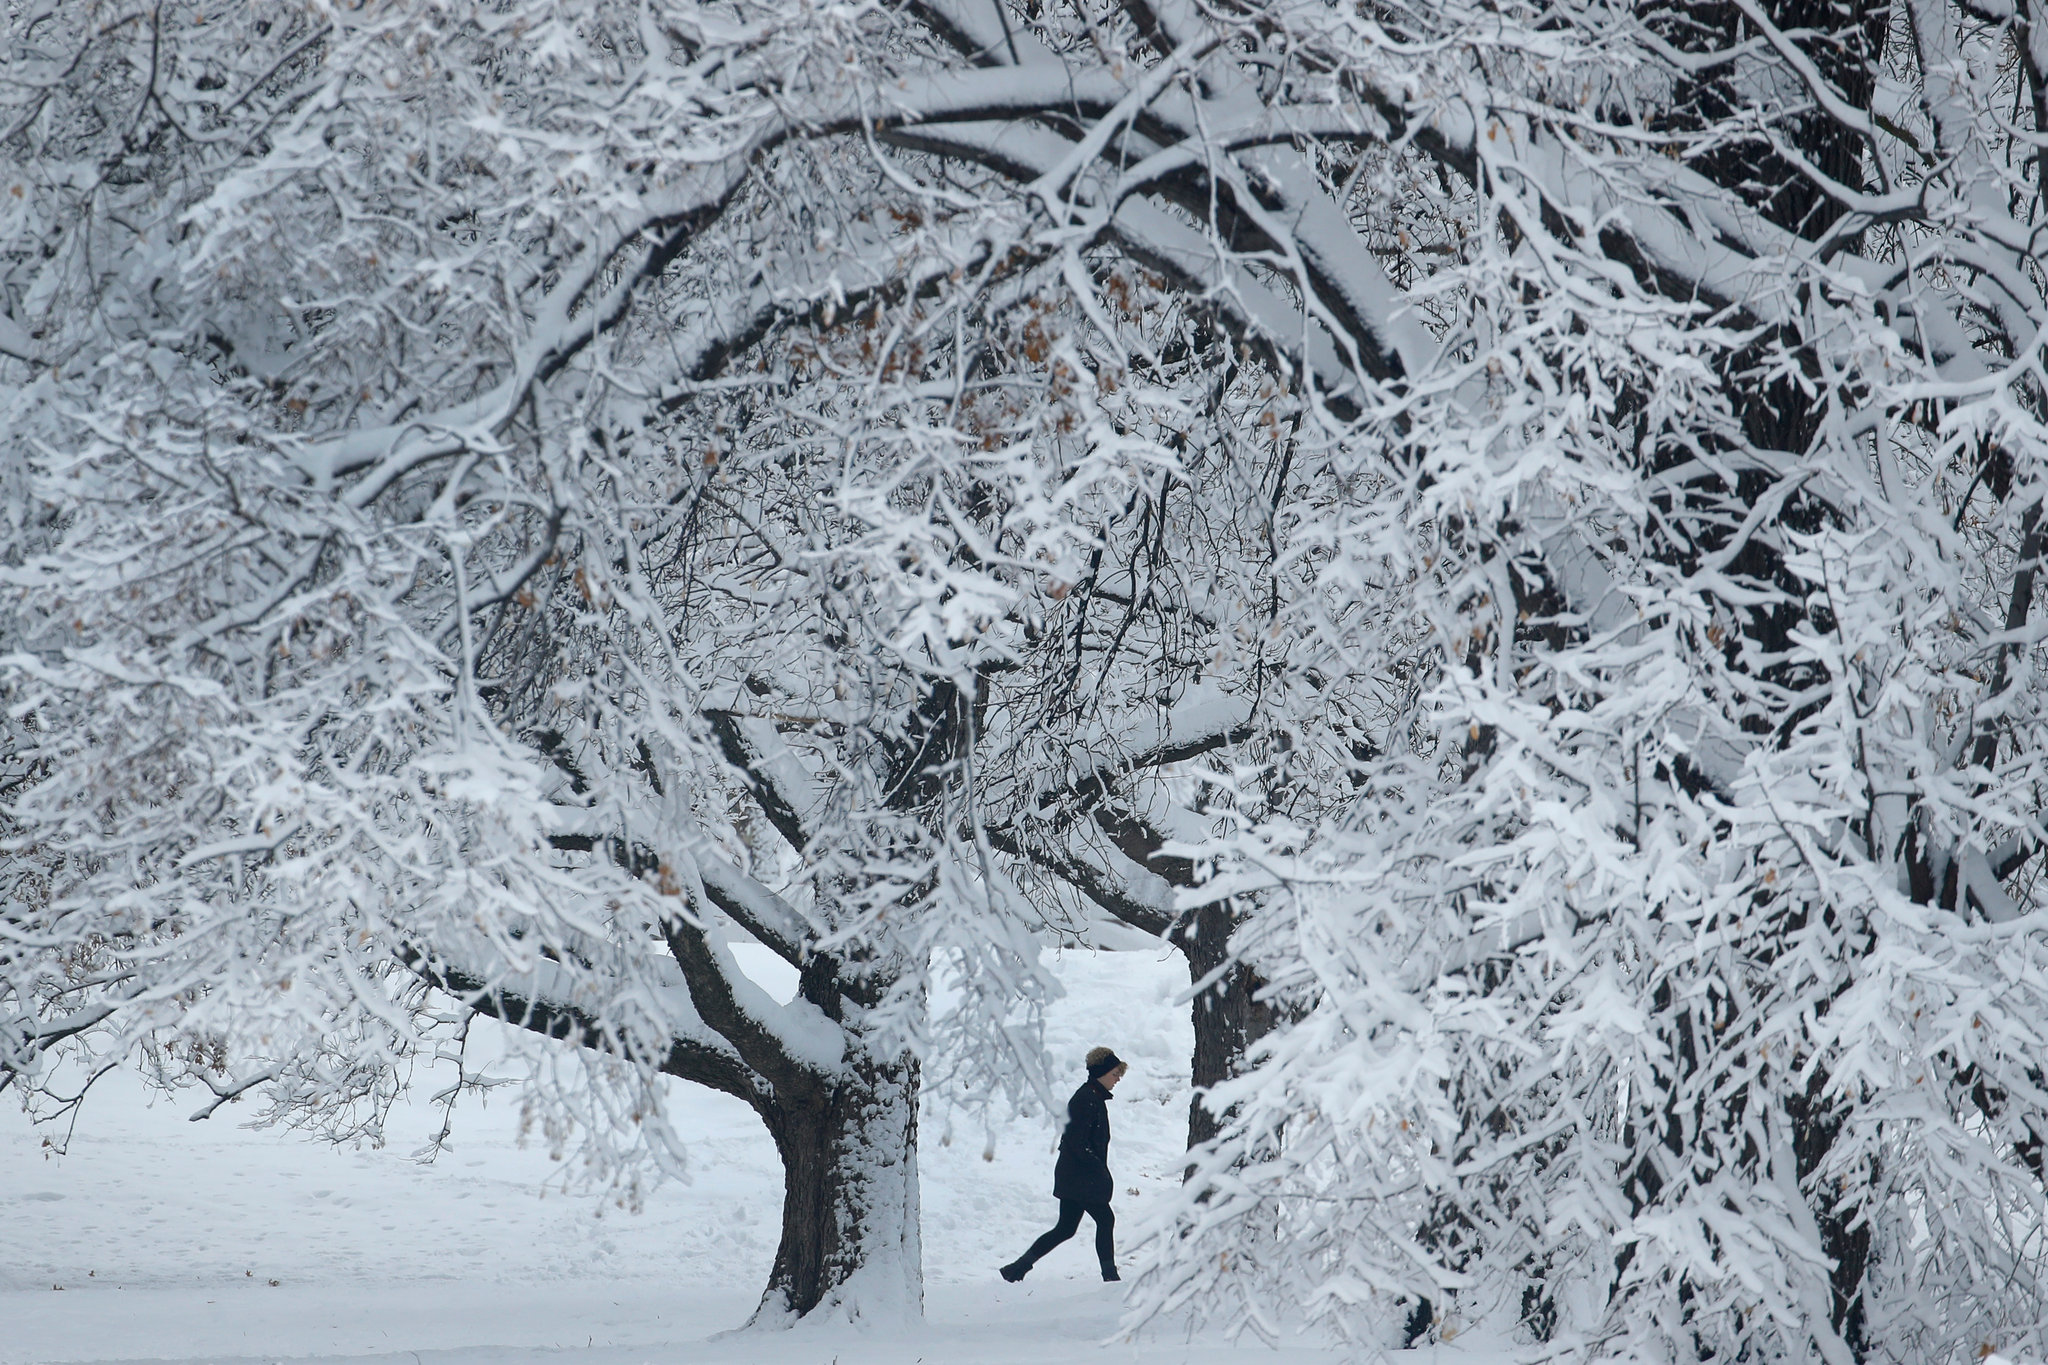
top-left (1787, 1066), bottom-right (1870, 1356)
top-left (754, 1046), bottom-right (922, 1325)
top-left (1175, 901), bottom-right (1272, 1152)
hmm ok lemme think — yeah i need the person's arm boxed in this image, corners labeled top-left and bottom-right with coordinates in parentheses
top-left (1060, 1085), bottom-right (1087, 1150)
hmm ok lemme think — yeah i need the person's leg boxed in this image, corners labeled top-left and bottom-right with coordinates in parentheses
top-left (1003, 1200), bottom-right (1085, 1279)
top-left (1088, 1201), bottom-right (1117, 1278)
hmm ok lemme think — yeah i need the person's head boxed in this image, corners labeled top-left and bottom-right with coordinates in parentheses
top-left (1086, 1046), bottom-right (1128, 1090)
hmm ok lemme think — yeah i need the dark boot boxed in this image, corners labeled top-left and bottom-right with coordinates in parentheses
top-left (1000, 1261), bottom-right (1029, 1283)
top-left (1101, 1267), bottom-right (1120, 1281)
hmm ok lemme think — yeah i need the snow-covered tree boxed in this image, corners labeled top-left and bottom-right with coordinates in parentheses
top-left (10, 0), bottom-right (2046, 1356)
top-left (1083, 3), bottom-right (2048, 1364)
top-left (0, 0), bottom-right (1284, 1321)
top-left (0, 0), bottom-right (1080, 1323)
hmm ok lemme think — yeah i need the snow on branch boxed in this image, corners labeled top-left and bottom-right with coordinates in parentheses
top-left (683, 841), bottom-right (812, 970)
top-left (987, 821), bottom-right (1177, 939)
top-left (405, 935), bottom-right (765, 1102)
top-left (706, 712), bottom-right (826, 856)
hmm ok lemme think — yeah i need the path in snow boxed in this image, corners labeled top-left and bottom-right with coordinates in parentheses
top-left (2, 949), bottom-right (1479, 1365)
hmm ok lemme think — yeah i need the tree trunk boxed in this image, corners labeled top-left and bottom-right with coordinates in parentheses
top-left (1175, 901), bottom-right (1272, 1152)
top-left (754, 1046), bottom-right (922, 1325)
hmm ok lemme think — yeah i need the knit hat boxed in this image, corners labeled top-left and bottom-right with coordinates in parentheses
top-left (1086, 1046), bottom-right (1124, 1080)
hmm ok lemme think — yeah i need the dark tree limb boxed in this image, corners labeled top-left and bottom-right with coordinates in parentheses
top-left (986, 822), bottom-right (1175, 938)
top-left (1969, 499), bottom-right (2045, 775)
top-left (408, 948), bottom-right (763, 1105)
top-left (692, 847), bottom-right (812, 969)
top-left (708, 711), bottom-right (816, 855)
top-left (659, 913), bottom-right (825, 1096)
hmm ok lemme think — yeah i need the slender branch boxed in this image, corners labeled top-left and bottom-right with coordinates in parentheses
top-left (188, 1065), bottom-right (283, 1121)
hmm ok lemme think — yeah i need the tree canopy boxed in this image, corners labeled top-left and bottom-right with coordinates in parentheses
top-left (5, 0), bottom-right (2048, 1357)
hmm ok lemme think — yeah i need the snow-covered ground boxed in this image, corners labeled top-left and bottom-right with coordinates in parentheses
top-left (2, 948), bottom-right (1452, 1365)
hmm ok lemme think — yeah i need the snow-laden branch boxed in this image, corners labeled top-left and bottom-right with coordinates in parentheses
top-left (404, 924), bottom-right (798, 1104)
top-left (1054, 683), bottom-right (1255, 809)
top-left (684, 842), bottom-right (812, 968)
top-left (988, 820), bottom-right (1177, 938)
top-left (707, 712), bottom-right (825, 856)
top-left (658, 904), bottom-right (849, 1085)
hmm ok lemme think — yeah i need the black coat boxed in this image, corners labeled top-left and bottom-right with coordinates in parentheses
top-left (1052, 1078), bottom-right (1114, 1204)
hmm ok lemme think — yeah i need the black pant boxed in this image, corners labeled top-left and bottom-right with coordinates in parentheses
top-left (1015, 1198), bottom-right (1115, 1273)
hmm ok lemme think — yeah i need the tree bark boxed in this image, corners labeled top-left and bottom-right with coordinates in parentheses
top-left (1173, 902), bottom-right (1270, 1151)
top-left (754, 1044), bottom-right (923, 1324)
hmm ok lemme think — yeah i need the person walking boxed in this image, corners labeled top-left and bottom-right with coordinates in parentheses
top-left (1001, 1046), bottom-right (1127, 1283)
